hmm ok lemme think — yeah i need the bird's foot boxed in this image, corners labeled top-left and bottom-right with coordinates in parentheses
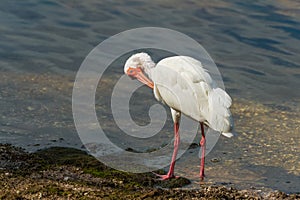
top-left (152, 172), bottom-right (179, 180)
top-left (200, 174), bottom-right (205, 181)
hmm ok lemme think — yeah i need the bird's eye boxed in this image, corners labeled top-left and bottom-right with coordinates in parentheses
top-left (129, 70), bottom-right (133, 74)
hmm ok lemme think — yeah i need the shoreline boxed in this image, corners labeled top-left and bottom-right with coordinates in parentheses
top-left (0, 72), bottom-right (299, 198)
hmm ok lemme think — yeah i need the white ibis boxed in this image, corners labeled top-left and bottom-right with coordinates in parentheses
top-left (124, 52), bottom-right (234, 180)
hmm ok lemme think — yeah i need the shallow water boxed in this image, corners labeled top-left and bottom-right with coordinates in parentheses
top-left (0, 0), bottom-right (299, 193)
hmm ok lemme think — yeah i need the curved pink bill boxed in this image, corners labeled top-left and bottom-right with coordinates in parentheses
top-left (127, 67), bottom-right (154, 89)
top-left (135, 72), bottom-right (154, 89)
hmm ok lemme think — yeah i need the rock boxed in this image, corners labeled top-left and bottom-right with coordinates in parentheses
top-left (210, 158), bottom-right (220, 163)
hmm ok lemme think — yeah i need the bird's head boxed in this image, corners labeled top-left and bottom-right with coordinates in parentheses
top-left (124, 52), bottom-right (155, 89)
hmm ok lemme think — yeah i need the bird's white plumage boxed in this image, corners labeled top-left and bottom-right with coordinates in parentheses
top-left (124, 53), bottom-right (155, 75)
top-left (125, 53), bottom-right (234, 136)
top-left (124, 53), bottom-right (234, 180)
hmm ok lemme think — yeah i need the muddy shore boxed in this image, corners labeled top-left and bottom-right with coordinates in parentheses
top-left (0, 144), bottom-right (299, 199)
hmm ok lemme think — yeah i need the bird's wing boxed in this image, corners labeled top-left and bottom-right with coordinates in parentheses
top-left (152, 56), bottom-right (233, 134)
top-left (152, 56), bottom-right (212, 122)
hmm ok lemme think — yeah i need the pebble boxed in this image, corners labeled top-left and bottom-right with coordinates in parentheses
top-left (211, 158), bottom-right (220, 163)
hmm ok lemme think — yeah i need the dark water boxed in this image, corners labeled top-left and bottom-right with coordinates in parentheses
top-left (0, 0), bottom-right (300, 101)
top-left (0, 0), bottom-right (299, 193)
top-left (0, 0), bottom-right (300, 104)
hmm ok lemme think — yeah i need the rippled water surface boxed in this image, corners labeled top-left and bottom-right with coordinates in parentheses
top-left (0, 0), bottom-right (299, 193)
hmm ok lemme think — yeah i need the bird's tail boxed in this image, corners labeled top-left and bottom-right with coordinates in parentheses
top-left (207, 88), bottom-right (234, 137)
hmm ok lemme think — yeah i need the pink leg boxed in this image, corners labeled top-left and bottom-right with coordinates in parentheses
top-left (155, 122), bottom-right (180, 180)
top-left (199, 122), bottom-right (206, 180)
